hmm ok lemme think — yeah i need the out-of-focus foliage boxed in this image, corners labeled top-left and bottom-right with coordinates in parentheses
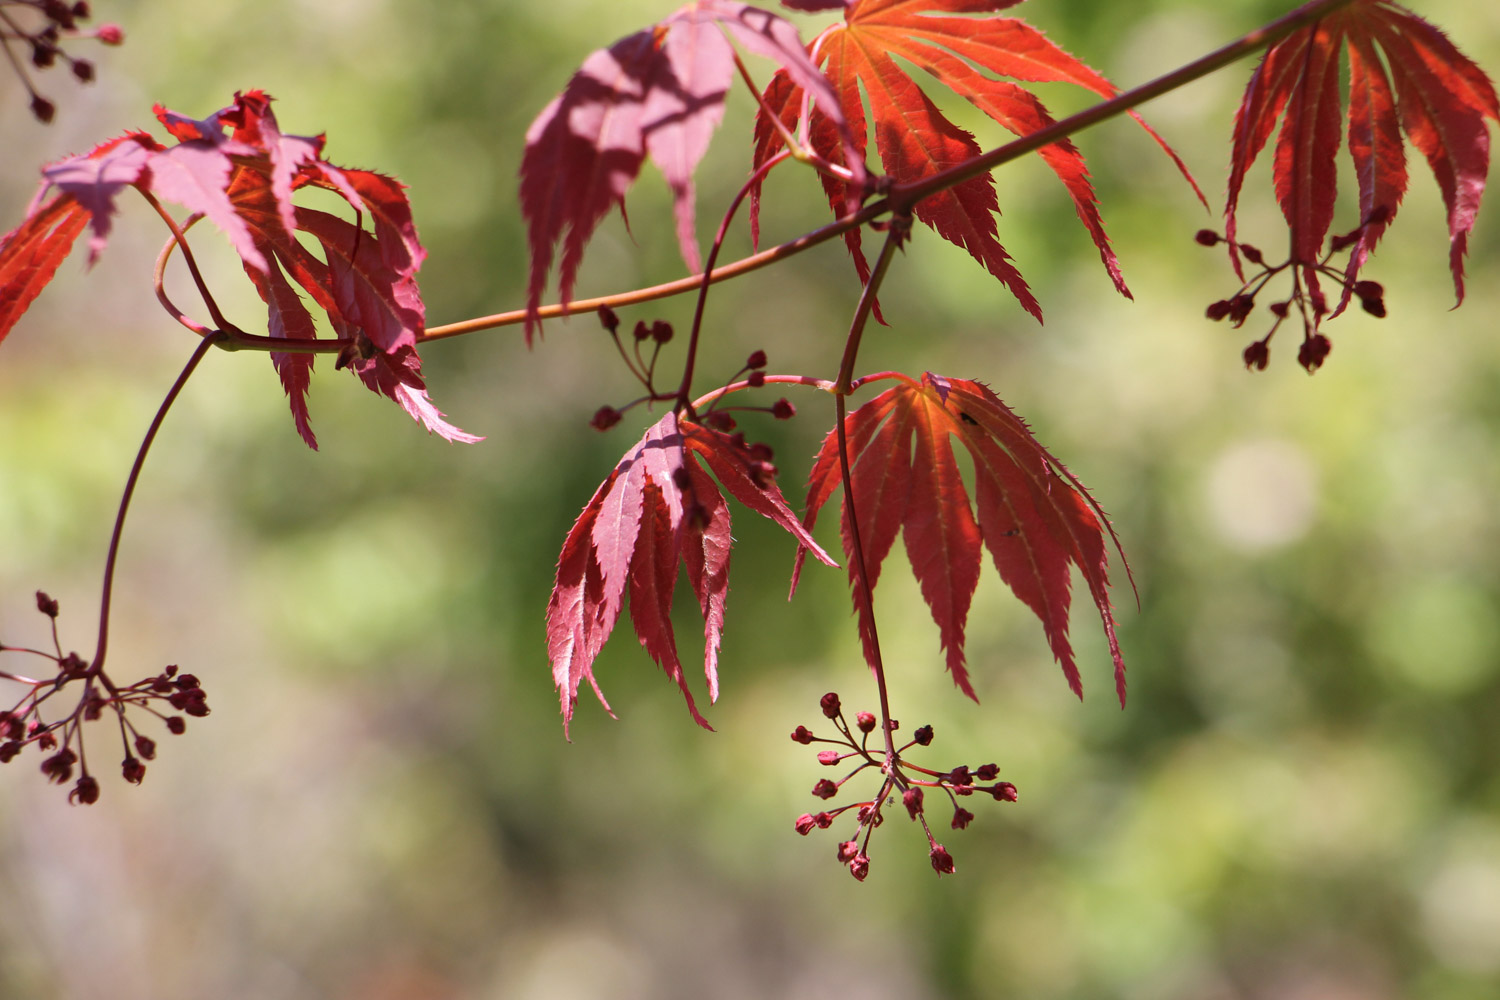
top-left (0, 1), bottom-right (1498, 998)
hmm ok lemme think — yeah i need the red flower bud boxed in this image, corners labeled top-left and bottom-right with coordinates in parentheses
top-left (975, 763), bottom-right (999, 781)
top-left (597, 305), bottom-right (620, 333)
top-left (36, 591), bottom-right (60, 618)
top-left (71, 60), bottom-right (94, 83)
top-left (97, 23), bottom-right (124, 45)
top-left (166, 716), bottom-right (187, 735)
top-left (1194, 229), bottom-right (1220, 247)
top-left (816, 750), bottom-right (842, 766)
top-left (836, 840), bottom-right (860, 863)
top-left (902, 787), bottom-right (924, 819)
top-left (1227, 294), bottom-right (1255, 324)
top-left (747, 371), bottom-right (766, 388)
top-left (811, 778), bottom-right (838, 800)
top-left (122, 757), bottom-right (146, 785)
top-left (1205, 300), bottom-right (1232, 322)
top-left (929, 844), bottom-right (955, 875)
top-left (814, 812), bottom-right (833, 829)
top-left (1298, 333), bottom-right (1331, 372)
top-left (771, 398), bottom-right (795, 420)
top-left (1240, 244), bottom-right (1264, 265)
top-left (69, 775), bottom-right (100, 805)
top-left (650, 320), bottom-right (673, 344)
top-left (134, 735), bottom-right (157, 761)
top-left (947, 765), bottom-right (972, 786)
top-left (991, 782), bottom-right (1019, 802)
top-left (913, 724), bottom-right (934, 746)
top-left (790, 725), bottom-right (815, 745)
top-left (849, 854), bottom-right (871, 881)
top-left (819, 692), bottom-right (841, 719)
top-left (795, 813), bottom-right (818, 835)
top-left (590, 406), bottom-right (622, 431)
top-left (632, 320), bottom-right (651, 341)
top-left (30, 95), bottom-right (56, 124)
top-left (746, 350), bottom-right (767, 369)
top-left (41, 749), bottom-right (77, 784)
top-left (855, 712), bottom-right (876, 734)
top-left (951, 807), bottom-right (974, 830)
top-left (1243, 340), bottom-right (1270, 371)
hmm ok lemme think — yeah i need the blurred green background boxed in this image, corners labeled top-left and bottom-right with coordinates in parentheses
top-left (2, 1), bottom-right (1498, 997)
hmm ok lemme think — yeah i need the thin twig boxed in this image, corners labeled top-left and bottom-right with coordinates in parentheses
top-left (90, 332), bottom-right (223, 676)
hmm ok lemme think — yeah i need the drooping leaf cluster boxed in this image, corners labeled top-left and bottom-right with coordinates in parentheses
top-left (1226, 0), bottom-right (1500, 312)
top-left (793, 374), bottom-right (1129, 705)
top-left (548, 412), bottom-right (836, 734)
top-left (0, 90), bottom-right (477, 448)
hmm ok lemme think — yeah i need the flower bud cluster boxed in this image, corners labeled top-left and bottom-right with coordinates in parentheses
top-left (789, 691), bottom-right (1019, 881)
top-left (1197, 209), bottom-right (1389, 374)
top-left (5, 1), bottom-right (122, 122)
top-left (0, 591), bottom-right (204, 804)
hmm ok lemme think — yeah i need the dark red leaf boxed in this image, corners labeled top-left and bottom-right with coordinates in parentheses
top-left (2, 92), bottom-right (466, 446)
top-left (756, 0), bottom-right (1201, 318)
top-left (520, 1), bottom-right (856, 341)
top-left (0, 195), bottom-right (88, 346)
top-left (547, 412), bottom-right (836, 734)
top-left (1225, 1), bottom-right (1498, 304)
top-left (796, 373), bottom-right (1129, 705)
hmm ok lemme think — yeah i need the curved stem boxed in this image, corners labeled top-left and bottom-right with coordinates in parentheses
top-left (689, 372), bottom-right (836, 410)
top-left (833, 218), bottom-right (908, 395)
top-left (90, 332), bottom-right (223, 675)
top-left (830, 223), bottom-right (908, 762)
top-left (835, 390), bottom-right (898, 762)
top-left (676, 149), bottom-right (789, 410)
top-left (152, 215), bottom-right (214, 337)
top-left (140, 195), bottom-right (239, 336)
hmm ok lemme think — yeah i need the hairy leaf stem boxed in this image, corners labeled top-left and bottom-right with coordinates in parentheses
top-left (90, 331), bottom-right (223, 676)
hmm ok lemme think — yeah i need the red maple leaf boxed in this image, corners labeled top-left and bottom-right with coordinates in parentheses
top-left (548, 412), bottom-right (836, 735)
top-left (793, 373), bottom-right (1130, 705)
top-left (1226, 0), bottom-right (1500, 309)
top-left (0, 91), bottom-right (475, 449)
top-left (519, 0), bottom-right (860, 341)
top-left (753, 0), bottom-right (1202, 321)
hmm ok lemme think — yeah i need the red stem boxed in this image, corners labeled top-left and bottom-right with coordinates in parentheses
top-left (674, 149), bottom-right (792, 412)
top-left (830, 224), bottom-right (907, 761)
top-left (90, 332), bottom-right (223, 675)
